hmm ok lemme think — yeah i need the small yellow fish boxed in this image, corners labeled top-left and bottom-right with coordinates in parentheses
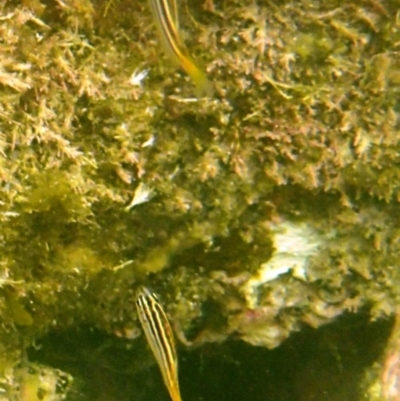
top-left (136, 287), bottom-right (183, 401)
top-left (148, 0), bottom-right (213, 96)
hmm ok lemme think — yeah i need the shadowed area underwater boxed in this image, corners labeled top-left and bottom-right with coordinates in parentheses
top-left (28, 310), bottom-right (392, 401)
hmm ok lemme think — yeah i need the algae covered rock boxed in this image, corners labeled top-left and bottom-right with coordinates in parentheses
top-left (0, 0), bottom-right (399, 399)
top-left (0, 361), bottom-right (72, 401)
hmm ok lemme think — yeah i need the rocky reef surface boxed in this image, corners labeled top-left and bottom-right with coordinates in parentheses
top-left (0, 0), bottom-right (399, 400)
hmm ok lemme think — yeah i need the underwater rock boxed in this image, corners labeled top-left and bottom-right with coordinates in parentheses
top-left (0, 1), bottom-right (398, 400)
top-left (364, 307), bottom-right (400, 401)
top-left (0, 362), bottom-right (73, 401)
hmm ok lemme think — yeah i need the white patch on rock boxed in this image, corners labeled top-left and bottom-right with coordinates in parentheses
top-left (242, 219), bottom-right (322, 308)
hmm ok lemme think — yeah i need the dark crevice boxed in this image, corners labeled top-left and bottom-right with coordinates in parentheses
top-left (28, 311), bottom-right (393, 401)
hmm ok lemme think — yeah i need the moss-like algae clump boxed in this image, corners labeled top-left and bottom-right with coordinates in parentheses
top-left (0, 0), bottom-right (399, 399)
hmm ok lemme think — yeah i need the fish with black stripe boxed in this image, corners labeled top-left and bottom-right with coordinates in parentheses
top-left (148, 0), bottom-right (213, 96)
top-left (136, 286), bottom-right (183, 401)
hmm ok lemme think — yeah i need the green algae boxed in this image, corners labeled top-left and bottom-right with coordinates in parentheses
top-left (0, 0), bottom-right (399, 399)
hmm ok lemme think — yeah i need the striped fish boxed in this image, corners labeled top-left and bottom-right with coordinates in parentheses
top-left (136, 287), bottom-right (183, 401)
top-left (148, 0), bottom-right (213, 97)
